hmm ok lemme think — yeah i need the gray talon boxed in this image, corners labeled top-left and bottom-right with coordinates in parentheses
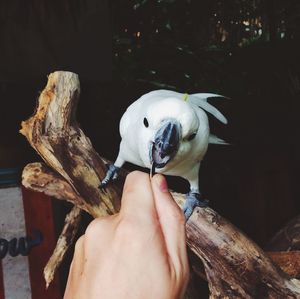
top-left (183, 192), bottom-right (209, 220)
top-left (99, 164), bottom-right (120, 188)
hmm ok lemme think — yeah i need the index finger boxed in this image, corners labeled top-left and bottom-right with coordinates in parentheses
top-left (120, 171), bottom-right (157, 222)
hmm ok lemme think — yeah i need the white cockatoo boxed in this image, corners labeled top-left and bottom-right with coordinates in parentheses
top-left (100, 89), bottom-right (228, 219)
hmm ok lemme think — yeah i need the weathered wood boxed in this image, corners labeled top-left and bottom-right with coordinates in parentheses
top-left (20, 72), bottom-right (122, 218)
top-left (267, 214), bottom-right (300, 252)
top-left (22, 163), bottom-right (89, 213)
top-left (187, 249), bottom-right (300, 283)
top-left (22, 163), bottom-right (84, 287)
top-left (44, 206), bottom-right (81, 288)
top-left (185, 208), bottom-right (300, 298)
top-left (20, 71), bottom-right (300, 298)
top-left (268, 251), bottom-right (300, 279)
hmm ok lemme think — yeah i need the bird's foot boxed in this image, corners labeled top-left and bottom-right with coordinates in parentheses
top-left (99, 164), bottom-right (120, 188)
top-left (183, 192), bottom-right (209, 220)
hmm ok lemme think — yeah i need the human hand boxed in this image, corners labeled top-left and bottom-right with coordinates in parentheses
top-left (64, 171), bottom-right (189, 299)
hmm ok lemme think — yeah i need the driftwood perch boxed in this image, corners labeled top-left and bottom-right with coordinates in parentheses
top-left (20, 71), bottom-right (300, 298)
top-left (267, 214), bottom-right (300, 252)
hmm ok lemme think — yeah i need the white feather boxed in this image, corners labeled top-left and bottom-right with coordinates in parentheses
top-left (209, 134), bottom-right (229, 145)
top-left (191, 93), bottom-right (226, 101)
top-left (137, 89), bottom-right (228, 124)
top-left (189, 93), bottom-right (228, 124)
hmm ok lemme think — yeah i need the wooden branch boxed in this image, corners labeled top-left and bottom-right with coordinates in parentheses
top-left (267, 214), bottom-right (300, 252)
top-left (20, 71), bottom-right (300, 298)
top-left (22, 163), bottom-right (84, 286)
top-left (20, 72), bottom-right (122, 218)
top-left (268, 251), bottom-right (300, 279)
top-left (185, 208), bottom-right (300, 298)
top-left (22, 163), bottom-right (89, 213)
top-left (264, 215), bottom-right (300, 280)
top-left (44, 206), bottom-right (82, 288)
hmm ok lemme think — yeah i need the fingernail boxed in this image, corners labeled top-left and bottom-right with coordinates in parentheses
top-left (155, 175), bottom-right (168, 193)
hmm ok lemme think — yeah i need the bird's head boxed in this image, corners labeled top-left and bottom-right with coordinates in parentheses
top-left (139, 97), bottom-right (200, 170)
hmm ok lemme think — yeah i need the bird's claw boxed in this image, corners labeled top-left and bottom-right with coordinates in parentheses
top-left (183, 192), bottom-right (209, 220)
top-left (99, 164), bottom-right (120, 188)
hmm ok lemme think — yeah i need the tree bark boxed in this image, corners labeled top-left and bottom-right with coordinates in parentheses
top-left (267, 251), bottom-right (300, 279)
top-left (267, 214), bottom-right (300, 252)
top-left (44, 206), bottom-right (81, 288)
top-left (20, 71), bottom-right (300, 298)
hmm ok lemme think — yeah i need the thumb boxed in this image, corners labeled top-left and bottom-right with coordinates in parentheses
top-left (151, 175), bottom-right (187, 262)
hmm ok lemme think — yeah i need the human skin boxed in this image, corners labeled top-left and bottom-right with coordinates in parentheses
top-left (64, 171), bottom-right (189, 299)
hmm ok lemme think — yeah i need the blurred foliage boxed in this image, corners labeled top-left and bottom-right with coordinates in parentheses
top-left (111, 0), bottom-right (300, 96)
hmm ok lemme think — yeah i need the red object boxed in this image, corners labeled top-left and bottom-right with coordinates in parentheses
top-left (0, 262), bottom-right (4, 299)
top-left (22, 187), bottom-right (62, 299)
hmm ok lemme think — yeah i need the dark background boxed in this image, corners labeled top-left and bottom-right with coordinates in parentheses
top-left (1, 0), bottom-right (300, 294)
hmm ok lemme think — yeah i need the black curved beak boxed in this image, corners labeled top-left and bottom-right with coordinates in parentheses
top-left (150, 119), bottom-right (181, 169)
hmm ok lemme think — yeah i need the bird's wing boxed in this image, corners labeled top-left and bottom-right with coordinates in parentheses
top-left (209, 134), bottom-right (229, 145)
top-left (189, 93), bottom-right (228, 125)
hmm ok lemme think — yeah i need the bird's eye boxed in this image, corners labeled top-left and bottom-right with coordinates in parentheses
top-left (187, 133), bottom-right (197, 141)
top-left (143, 117), bottom-right (149, 128)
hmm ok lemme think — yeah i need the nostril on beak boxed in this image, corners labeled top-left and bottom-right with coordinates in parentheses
top-left (157, 141), bottom-right (163, 149)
